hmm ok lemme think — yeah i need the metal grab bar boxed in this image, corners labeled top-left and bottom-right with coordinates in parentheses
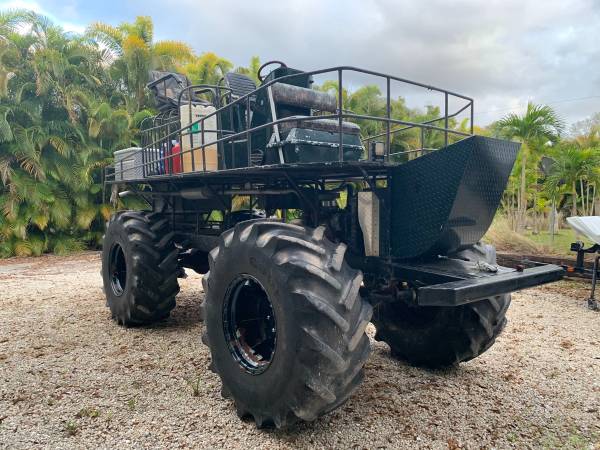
top-left (111, 66), bottom-right (475, 180)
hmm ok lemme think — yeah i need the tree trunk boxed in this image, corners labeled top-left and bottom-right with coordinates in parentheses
top-left (549, 200), bottom-right (557, 241)
top-left (519, 150), bottom-right (527, 231)
top-left (533, 193), bottom-right (540, 234)
top-left (572, 181), bottom-right (578, 217)
top-left (580, 178), bottom-right (586, 215)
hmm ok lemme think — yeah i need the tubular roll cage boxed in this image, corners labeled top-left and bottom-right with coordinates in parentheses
top-left (105, 66), bottom-right (475, 182)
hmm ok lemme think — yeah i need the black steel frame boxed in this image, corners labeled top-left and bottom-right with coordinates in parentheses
top-left (106, 66), bottom-right (474, 183)
top-left (102, 66), bottom-right (567, 306)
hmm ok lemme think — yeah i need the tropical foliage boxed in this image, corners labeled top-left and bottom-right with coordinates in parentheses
top-left (495, 103), bottom-right (564, 230)
top-left (495, 105), bottom-right (600, 233)
top-left (319, 81), bottom-right (464, 158)
top-left (0, 11), bottom-right (598, 257)
top-left (0, 12), bottom-right (242, 257)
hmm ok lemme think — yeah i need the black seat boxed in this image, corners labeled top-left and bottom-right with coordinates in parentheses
top-left (224, 72), bottom-right (257, 99)
top-left (278, 116), bottom-right (360, 136)
top-left (147, 71), bottom-right (210, 112)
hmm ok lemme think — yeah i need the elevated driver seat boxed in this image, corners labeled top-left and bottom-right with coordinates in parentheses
top-left (263, 82), bottom-right (364, 164)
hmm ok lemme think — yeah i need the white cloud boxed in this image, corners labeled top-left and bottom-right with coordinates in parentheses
top-left (148, 0), bottom-right (599, 125)
top-left (1, 0), bottom-right (85, 33)
top-left (2, 0), bottom-right (598, 125)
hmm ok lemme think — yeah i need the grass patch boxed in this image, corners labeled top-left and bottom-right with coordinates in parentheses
top-left (485, 216), bottom-right (583, 258)
top-left (186, 376), bottom-right (202, 397)
top-left (484, 217), bottom-right (546, 255)
top-left (126, 398), bottom-right (137, 410)
top-left (539, 428), bottom-right (597, 449)
top-left (63, 420), bottom-right (78, 436)
top-left (76, 407), bottom-right (99, 419)
top-left (526, 228), bottom-right (585, 257)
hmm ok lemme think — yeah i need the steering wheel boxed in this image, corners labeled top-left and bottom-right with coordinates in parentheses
top-left (257, 61), bottom-right (288, 82)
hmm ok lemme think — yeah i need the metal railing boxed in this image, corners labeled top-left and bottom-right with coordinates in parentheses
top-left (107, 66), bottom-right (474, 181)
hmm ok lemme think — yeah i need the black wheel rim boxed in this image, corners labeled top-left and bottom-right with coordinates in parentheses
top-left (223, 275), bottom-right (277, 375)
top-left (109, 243), bottom-right (127, 296)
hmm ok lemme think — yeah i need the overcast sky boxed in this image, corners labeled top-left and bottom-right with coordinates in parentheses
top-left (2, 0), bottom-right (599, 127)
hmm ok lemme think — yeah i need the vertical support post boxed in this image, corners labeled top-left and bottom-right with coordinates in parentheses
top-left (141, 125), bottom-right (146, 178)
top-left (158, 119), bottom-right (164, 175)
top-left (589, 255), bottom-right (600, 310)
top-left (338, 69), bottom-right (344, 162)
top-left (201, 117), bottom-right (206, 172)
top-left (189, 96), bottom-right (195, 172)
top-left (229, 93), bottom-right (235, 169)
top-left (420, 127), bottom-right (424, 154)
top-left (386, 77), bottom-right (391, 162)
top-left (179, 121), bottom-right (183, 174)
top-left (164, 121), bottom-right (169, 175)
top-left (246, 96), bottom-right (251, 166)
top-left (151, 119), bottom-right (156, 176)
top-left (470, 100), bottom-right (474, 135)
top-left (156, 117), bottom-right (161, 175)
top-left (444, 92), bottom-right (449, 148)
top-left (157, 118), bottom-right (161, 175)
top-left (267, 85), bottom-right (283, 164)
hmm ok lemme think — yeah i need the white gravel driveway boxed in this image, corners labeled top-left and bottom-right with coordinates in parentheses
top-left (0, 252), bottom-right (598, 449)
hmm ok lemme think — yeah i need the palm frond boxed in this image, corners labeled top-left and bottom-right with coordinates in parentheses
top-left (51, 234), bottom-right (84, 256)
top-left (27, 232), bottom-right (47, 255)
top-left (49, 194), bottom-right (72, 228)
top-left (0, 106), bottom-right (14, 143)
top-left (0, 237), bottom-right (13, 258)
top-left (86, 22), bottom-right (124, 57)
top-left (13, 239), bottom-right (32, 257)
top-left (75, 204), bottom-right (98, 230)
top-left (152, 40), bottom-right (194, 65)
top-left (0, 155), bottom-right (14, 185)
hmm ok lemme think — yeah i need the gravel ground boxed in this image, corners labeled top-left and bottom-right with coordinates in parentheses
top-left (0, 252), bottom-right (599, 449)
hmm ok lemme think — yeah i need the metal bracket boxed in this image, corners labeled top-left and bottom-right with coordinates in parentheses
top-left (281, 170), bottom-right (318, 224)
top-left (267, 85), bottom-right (284, 164)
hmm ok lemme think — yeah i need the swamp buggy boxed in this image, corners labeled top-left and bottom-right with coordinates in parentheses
top-left (102, 62), bottom-right (564, 428)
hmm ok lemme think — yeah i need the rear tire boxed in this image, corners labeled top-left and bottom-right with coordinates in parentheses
top-left (202, 219), bottom-right (372, 428)
top-left (101, 211), bottom-right (179, 326)
top-left (372, 244), bottom-right (510, 368)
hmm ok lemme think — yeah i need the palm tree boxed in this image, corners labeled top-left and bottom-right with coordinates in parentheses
top-left (87, 16), bottom-right (194, 112)
top-left (0, 10), bottom-right (28, 97)
top-left (544, 145), bottom-right (600, 217)
top-left (182, 52), bottom-right (232, 85)
top-left (497, 103), bottom-right (564, 231)
top-left (0, 11), bottom-right (127, 257)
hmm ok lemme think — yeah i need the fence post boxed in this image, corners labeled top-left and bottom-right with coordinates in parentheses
top-left (338, 69), bottom-right (343, 162)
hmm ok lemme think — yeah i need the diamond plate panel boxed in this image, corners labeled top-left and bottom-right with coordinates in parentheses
top-left (390, 136), bottom-right (519, 259)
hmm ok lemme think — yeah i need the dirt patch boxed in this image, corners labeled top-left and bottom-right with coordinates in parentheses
top-left (0, 253), bottom-right (599, 449)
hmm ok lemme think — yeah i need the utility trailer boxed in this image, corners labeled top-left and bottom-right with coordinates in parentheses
top-left (102, 62), bottom-right (564, 428)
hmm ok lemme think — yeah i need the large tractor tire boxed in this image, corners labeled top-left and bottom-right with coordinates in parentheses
top-left (102, 211), bottom-right (179, 326)
top-left (201, 219), bottom-right (372, 428)
top-left (372, 244), bottom-right (510, 368)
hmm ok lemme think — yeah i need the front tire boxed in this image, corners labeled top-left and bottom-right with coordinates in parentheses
top-left (372, 244), bottom-right (511, 368)
top-left (202, 220), bottom-right (372, 428)
top-left (102, 211), bottom-right (180, 326)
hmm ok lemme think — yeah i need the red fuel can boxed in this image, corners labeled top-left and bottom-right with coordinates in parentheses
top-left (169, 142), bottom-right (182, 174)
